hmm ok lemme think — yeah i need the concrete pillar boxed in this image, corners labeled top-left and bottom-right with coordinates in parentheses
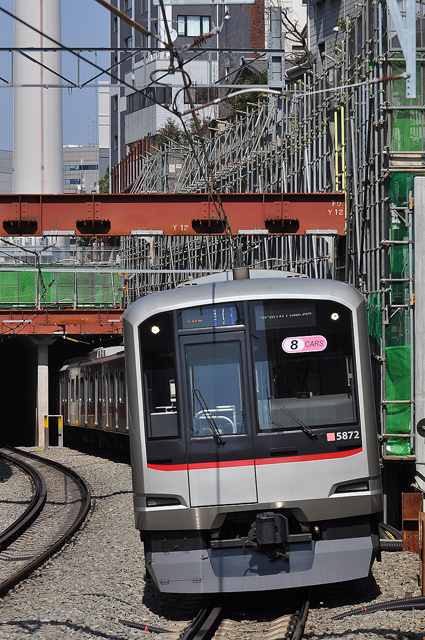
top-left (37, 342), bottom-right (49, 448)
top-left (414, 177), bottom-right (425, 491)
top-left (30, 337), bottom-right (55, 448)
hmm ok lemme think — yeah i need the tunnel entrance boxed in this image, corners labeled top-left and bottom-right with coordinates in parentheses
top-left (0, 335), bottom-right (122, 447)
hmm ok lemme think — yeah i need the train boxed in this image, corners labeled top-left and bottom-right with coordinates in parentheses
top-left (60, 268), bottom-right (383, 593)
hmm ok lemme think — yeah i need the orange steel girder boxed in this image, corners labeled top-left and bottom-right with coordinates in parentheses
top-left (0, 193), bottom-right (346, 236)
top-left (0, 309), bottom-right (123, 336)
top-left (0, 192), bottom-right (345, 335)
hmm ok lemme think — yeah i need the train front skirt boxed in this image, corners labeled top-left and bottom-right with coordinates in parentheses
top-left (145, 535), bottom-right (379, 593)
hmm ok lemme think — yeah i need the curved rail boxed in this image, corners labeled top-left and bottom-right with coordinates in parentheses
top-left (0, 451), bottom-right (47, 551)
top-left (0, 446), bottom-right (91, 597)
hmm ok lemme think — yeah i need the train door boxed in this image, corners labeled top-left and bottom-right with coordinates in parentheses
top-left (179, 331), bottom-right (258, 508)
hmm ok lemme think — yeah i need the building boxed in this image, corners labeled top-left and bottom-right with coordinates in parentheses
top-left (109, 0), bottom-right (306, 169)
top-left (99, 81), bottom-right (110, 183)
top-left (0, 150), bottom-right (12, 194)
top-left (63, 144), bottom-right (100, 194)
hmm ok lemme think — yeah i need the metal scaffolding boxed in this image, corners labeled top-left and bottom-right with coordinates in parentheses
top-left (117, 0), bottom-right (425, 462)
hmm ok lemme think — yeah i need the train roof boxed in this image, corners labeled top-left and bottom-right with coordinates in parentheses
top-left (123, 269), bottom-right (365, 327)
top-left (59, 346), bottom-right (125, 371)
top-left (177, 269), bottom-right (307, 285)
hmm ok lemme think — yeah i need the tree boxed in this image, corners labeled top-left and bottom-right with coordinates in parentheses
top-left (279, 6), bottom-right (314, 70)
top-left (99, 166), bottom-right (109, 194)
top-left (229, 69), bottom-right (268, 117)
top-left (156, 119), bottom-right (186, 147)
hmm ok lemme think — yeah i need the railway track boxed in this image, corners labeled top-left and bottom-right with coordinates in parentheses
top-left (186, 593), bottom-right (309, 640)
top-left (163, 592), bottom-right (310, 640)
top-left (0, 446), bottom-right (91, 597)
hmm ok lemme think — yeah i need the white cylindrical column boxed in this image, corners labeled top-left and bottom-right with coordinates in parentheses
top-left (13, 0), bottom-right (63, 194)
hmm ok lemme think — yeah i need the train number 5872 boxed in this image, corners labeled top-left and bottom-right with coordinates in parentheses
top-left (337, 430), bottom-right (360, 440)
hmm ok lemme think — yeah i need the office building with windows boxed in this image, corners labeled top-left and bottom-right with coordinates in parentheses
top-left (63, 145), bottom-right (100, 194)
top-left (109, 0), bottom-right (275, 168)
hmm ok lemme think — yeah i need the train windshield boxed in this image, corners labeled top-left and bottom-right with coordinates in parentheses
top-left (249, 299), bottom-right (357, 431)
top-left (186, 341), bottom-right (246, 438)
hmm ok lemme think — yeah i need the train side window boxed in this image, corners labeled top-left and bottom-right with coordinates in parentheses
top-left (80, 377), bottom-right (85, 403)
top-left (139, 311), bottom-right (179, 439)
top-left (119, 370), bottom-right (125, 403)
top-left (70, 378), bottom-right (75, 402)
top-left (88, 376), bottom-right (95, 404)
top-left (109, 373), bottom-right (115, 403)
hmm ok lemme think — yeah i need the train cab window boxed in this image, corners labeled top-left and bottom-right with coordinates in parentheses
top-left (249, 300), bottom-right (357, 431)
top-left (139, 311), bottom-right (179, 439)
top-left (186, 341), bottom-right (246, 438)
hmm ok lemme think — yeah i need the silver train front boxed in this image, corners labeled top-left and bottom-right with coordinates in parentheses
top-left (123, 272), bottom-right (383, 593)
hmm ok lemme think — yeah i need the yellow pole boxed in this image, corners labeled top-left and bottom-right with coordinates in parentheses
top-left (44, 415), bottom-right (49, 449)
top-left (58, 416), bottom-right (64, 448)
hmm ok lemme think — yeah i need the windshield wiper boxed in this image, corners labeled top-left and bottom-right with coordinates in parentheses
top-left (193, 388), bottom-right (226, 445)
top-left (267, 395), bottom-right (317, 439)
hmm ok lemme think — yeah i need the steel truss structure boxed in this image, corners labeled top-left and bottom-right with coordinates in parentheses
top-left (119, 0), bottom-right (425, 463)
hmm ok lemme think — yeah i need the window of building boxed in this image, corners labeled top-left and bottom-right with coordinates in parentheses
top-left (113, 16), bottom-right (118, 32)
top-left (184, 87), bottom-right (218, 105)
top-left (113, 135), bottom-right (118, 151)
top-left (64, 164), bottom-right (98, 171)
top-left (127, 87), bottom-right (171, 112)
top-left (63, 179), bottom-right (81, 185)
top-left (123, 0), bottom-right (132, 10)
top-left (113, 95), bottom-right (118, 111)
top-left (124, 36), bottom-right (132, 48)
top-left (142, 0), bottom-right (148, 14)
top-left (177, 15), bottom-right (210, 37)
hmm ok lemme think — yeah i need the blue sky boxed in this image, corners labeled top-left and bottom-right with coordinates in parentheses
top-left (0, 0), bottom-right (110, 150)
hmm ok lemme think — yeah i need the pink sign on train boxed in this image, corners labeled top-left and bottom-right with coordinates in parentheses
top-left (282, 335), bottom-right (327, 354)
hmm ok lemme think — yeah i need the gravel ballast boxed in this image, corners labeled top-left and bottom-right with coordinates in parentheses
top-left (1, 446), bottom-right (425, 639)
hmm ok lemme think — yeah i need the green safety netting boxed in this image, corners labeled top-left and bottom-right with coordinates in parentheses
top-left (391, 57), bottom-right (422, 153)
top-left (380, 172), bottom-right (414, 457)
top-left (366, 292), bottom-right (382, 343)
top-left (0, 270), bottom-right (121, 309)
top-left (385, 345), bottom-right (411, 456)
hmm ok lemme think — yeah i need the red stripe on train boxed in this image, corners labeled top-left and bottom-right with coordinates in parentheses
top-left (147, 448), bottom-right (363, 471)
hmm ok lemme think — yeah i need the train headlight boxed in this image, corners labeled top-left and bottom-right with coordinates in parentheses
top-left (151, 325), bottom-right (160, 334)
top-left (146, 497), bottom-right (181, 507)
top-left (331, 312), bottom-right (340, 321)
